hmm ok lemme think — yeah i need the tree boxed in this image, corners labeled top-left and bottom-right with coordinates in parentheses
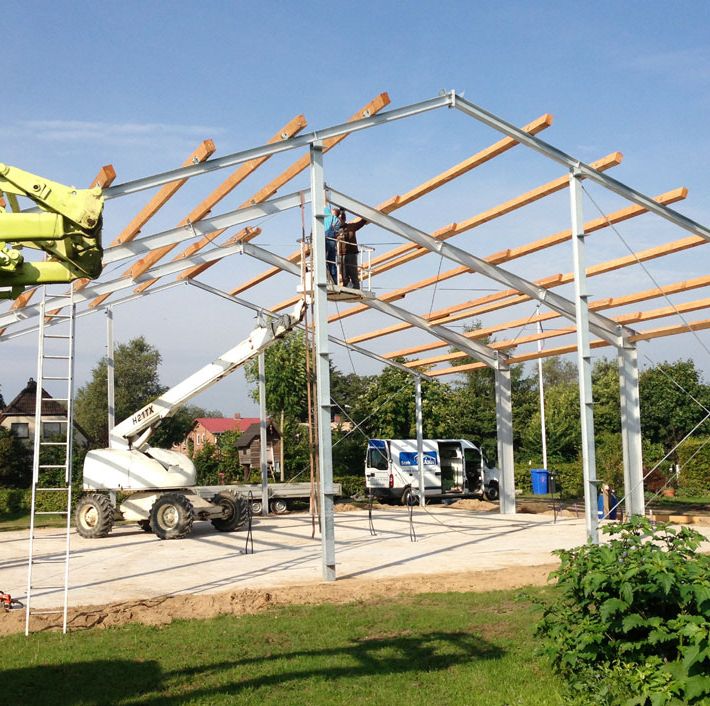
top-left (0, 427), bottom-right (32, 487)
top-left (640, 359), bottom-right (710, 453)
top-left (74, 337), bottom-right (217, 448)
top-left (216, 429), bottom-right (242, 482)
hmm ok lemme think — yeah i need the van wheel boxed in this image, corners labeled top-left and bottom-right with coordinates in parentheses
top-left (401, 487), bottom-right (418, 507)
top-left (485, 481), bottom-right (500, 501)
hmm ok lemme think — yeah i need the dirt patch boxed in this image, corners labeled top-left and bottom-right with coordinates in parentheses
top-left (0, 564), bottom-right (558, 637)
top-left (334, 502), bottom-right (365, 512)
top-left (448, 499), bottom-right (498, 512)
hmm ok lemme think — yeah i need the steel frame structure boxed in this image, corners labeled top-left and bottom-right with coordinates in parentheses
top-left (5, 91), bottom-right (710, 582)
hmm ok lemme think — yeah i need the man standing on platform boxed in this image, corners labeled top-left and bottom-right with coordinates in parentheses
top-left (334, 208), bottom-right (366, 288)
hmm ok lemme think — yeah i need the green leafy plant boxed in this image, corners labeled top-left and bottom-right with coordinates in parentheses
top-left (537, 516), bottom-right (710, 705)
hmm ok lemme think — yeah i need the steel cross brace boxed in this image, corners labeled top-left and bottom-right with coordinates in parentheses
top-left (452, 93), bottom-right (710, 243)
top-left (327, 188), bottom-right (632, 346)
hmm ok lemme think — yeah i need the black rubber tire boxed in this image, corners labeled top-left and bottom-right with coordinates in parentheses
top-left (400, 487), bottom-right (417, 507)
top-left (211, 492), bottom-right (248, 532)
top-left (137, 520), bottom-right (152, 533)
top-left (485, 481), bottom-right (500, 501)
top-left (270, 499), bottom-right (289, 515)
top-left (75, 493), bottom-right (114, 539)
top-left (149, 493), bottom-right (194, 540)
top-left (251, 500), bottom-right (264, 516)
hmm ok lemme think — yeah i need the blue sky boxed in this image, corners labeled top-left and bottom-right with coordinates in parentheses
top-left (3, 0), bottom-right (710, 416)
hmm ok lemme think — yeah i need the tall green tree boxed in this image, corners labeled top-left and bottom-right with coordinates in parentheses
top-left (74, 337), bottom-right (217, 448)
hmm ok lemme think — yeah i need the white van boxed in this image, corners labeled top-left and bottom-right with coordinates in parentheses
top-left (365, 438), bottom-right (500, 505)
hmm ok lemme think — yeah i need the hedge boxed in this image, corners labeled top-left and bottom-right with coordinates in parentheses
top-left (0, 485), bottom-right (83, 517)
top-left (677, 437), bottom-right (710, 496)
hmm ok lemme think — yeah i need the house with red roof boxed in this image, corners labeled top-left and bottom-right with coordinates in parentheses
top-left (175, 413), bottom-right (281, 477)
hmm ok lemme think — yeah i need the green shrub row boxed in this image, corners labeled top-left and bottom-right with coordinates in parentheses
top-left (334, 474), bottom-right (366, 499)
top-left (677, 437), bottom-right (710, 496)
top-left (0, 485), bottom-right (83, 517)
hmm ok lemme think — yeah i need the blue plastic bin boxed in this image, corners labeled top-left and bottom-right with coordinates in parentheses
top-left (597, 492), bottom-right (618, 520)
top-left (530, 468), bottom-right (549, 495)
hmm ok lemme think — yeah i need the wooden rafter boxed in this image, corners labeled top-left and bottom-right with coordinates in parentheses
top-left (160, 93), bottom-right (392, 286)
top-left (227, 113), bottom-right (553, 296)
top-left (427, 316), bottom-right (710, 376)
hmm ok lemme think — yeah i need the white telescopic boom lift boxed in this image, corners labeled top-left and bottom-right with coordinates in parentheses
top-left (76, 300), bottom-right (305, 540)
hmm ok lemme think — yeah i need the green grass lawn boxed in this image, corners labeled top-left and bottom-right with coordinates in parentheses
top-left (1, 588), bottom-right (564, 705)
top-left (0, 511), bottom-right (67, 532)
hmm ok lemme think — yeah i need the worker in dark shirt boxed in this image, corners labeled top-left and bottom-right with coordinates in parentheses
top-left (334, 208), bottom-right (367, 288)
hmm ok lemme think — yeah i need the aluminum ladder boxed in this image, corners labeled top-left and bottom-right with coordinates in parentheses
top-left (25, 285), bottom-right (76, 635)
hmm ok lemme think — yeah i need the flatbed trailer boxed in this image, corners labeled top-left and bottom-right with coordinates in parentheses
top-left (195, 482), bottom-right (343, 515)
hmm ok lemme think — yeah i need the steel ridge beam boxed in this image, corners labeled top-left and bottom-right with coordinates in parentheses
top-left (102, 94), bottom-right (445, 200)
top-left (102, 191), bottom-right (308, 265)
top-left (226, 241), bottom-right (505, 370)
top-left (184, 280), bottom-right (430, 378)
top-left (453, 93), bottom-right (710, 242)
top-left (427, 316), bottom-right (710, 376)
top-left (228, 112), bottom-right (554, 296)
top-left (391, 273), bottom-right (710, 363)
top-left (328, 188), bottom-right (629, 345)
top-left (342, 187), bottom-right (687, 345)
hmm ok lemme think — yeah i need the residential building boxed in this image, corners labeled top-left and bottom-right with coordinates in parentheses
top-left (0, 377), bottom-right (90, 445)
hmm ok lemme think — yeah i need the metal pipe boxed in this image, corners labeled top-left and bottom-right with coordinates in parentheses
top-left (106, 306), bottom-right (115, 431)
top-left (415, 375), bottom-right (425, 507)
top-left (258, 352), bottom-right (269, 517)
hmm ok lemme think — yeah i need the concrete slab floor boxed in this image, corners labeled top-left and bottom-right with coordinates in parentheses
top-left (2, 508), bottom-right (709, 610)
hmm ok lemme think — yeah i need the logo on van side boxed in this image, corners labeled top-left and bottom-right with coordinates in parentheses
top-left (399, 451), bottom-right (438, 467)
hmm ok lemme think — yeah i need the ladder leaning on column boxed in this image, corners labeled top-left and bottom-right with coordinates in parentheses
top-left (25, 284), bottom-right (77, 635)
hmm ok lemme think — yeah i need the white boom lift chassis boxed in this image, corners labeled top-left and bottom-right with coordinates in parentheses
top-left (74, 301), bottom-right (306, 540)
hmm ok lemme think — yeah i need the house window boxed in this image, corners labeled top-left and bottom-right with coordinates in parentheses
top-left (42, 422), bottom-right (63, 439)
top-left (11, 423), bottom-right (29, 439)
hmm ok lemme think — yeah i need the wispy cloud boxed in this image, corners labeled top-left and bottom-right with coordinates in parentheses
top-left (7, 119), bottom-right (225, 147)
top-left (626, 47), bottom-right (710, 84)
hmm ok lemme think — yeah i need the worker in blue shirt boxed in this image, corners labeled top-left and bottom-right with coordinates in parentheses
top-left (324, 205), bottom-right (339, 283)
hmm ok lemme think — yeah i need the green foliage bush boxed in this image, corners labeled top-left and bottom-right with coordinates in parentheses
top-left (677, 437), bottom-right (710, 496)
top-left (334, 474), bottom-right (366, 499)
top-left (537, 517), bottom-right (710, 705)
top-left (0, 488), bottom-right (28, 515)
top-left (549, 460), bottom-right (583, 499)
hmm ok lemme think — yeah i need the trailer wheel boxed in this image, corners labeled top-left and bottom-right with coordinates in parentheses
top-left (137, 520), bottom-right (152, 533)
top-left (485, 481), bottom-right (500, 501)
top-left (75, 493), bottom-right (114, 539)
top-left (211, 492), bottom-right (248, 532)
top-left (251, 500), bottom-right (264, 516)
top-left (270, 499), bottom-right (288, 515)
top-left (149, 493), bottom-right (194, 540)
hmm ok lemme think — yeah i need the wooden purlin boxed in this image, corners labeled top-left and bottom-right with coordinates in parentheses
top-left (85, 140), bottom-right (219, 309)
top-left (403, 275), bottom-right (710, 366)
top-left (428, 317), bottom-right (710, 377)
top-left (408, 296), bottom-right (710, 368)
top-left (382, 232), bottom-right (706, 360)
top-left (270, 152), bottom-right (626, 315)
top-left (88, 115), bottom-right (307, 307)
top-left (129, 113), bottom-right (313, 294)
top-left (228, 113), bottom-right (554, 296)
top-left (344, 187), bottom-right (687, 348)
top-left (0, 164), bottom-right (118, 335)
top-left (162, 93), bottom-right (392, 285)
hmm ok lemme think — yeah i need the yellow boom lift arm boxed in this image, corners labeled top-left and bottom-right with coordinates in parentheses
top-left (0, 163), bottom-right (104, 299)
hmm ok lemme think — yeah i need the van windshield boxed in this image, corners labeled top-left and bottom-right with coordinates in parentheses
top-left (367, 446), bottom-right (389, 470)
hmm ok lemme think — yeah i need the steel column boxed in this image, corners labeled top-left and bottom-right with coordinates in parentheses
top-left (415, 375), bottom-right (425, 507)
top-left (570, 173), bottom-right (599, 543)
top-left (310, 143), bottom-right (336, 581)
top-left (494, 364), bottom-right (516, 514)
top-left (106, 306), bottom-right (115, 431)
top-left (536, 306), bottom-right (548, 470)
top-left (258, 352), bottom-right (269, 517)
top-left (618, 340), bottom-right (645, 515)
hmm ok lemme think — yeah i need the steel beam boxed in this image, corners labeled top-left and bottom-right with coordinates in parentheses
top-left (453, 93), bottom-right (710, 242)
top-left (258, 352), bottom-right (269, 517)
top-left (104, 191), bottom-right (309, 265)
top-left (106, 307), bottom-right (115, 432)
top-left (570, 173), bottom-right (599, 543)
top-left (103, 96), bottom-right (452, 200)
top-left (310, 144), bottom-right (336, 581)
top-left (618, 339), bottom-right (645, 515)
top-left (415, 375), bottom-right (425, 507)
top-left (494, 364), bottom-right (516, 514)
top-left (327, 188), bottom-right (628, 345)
